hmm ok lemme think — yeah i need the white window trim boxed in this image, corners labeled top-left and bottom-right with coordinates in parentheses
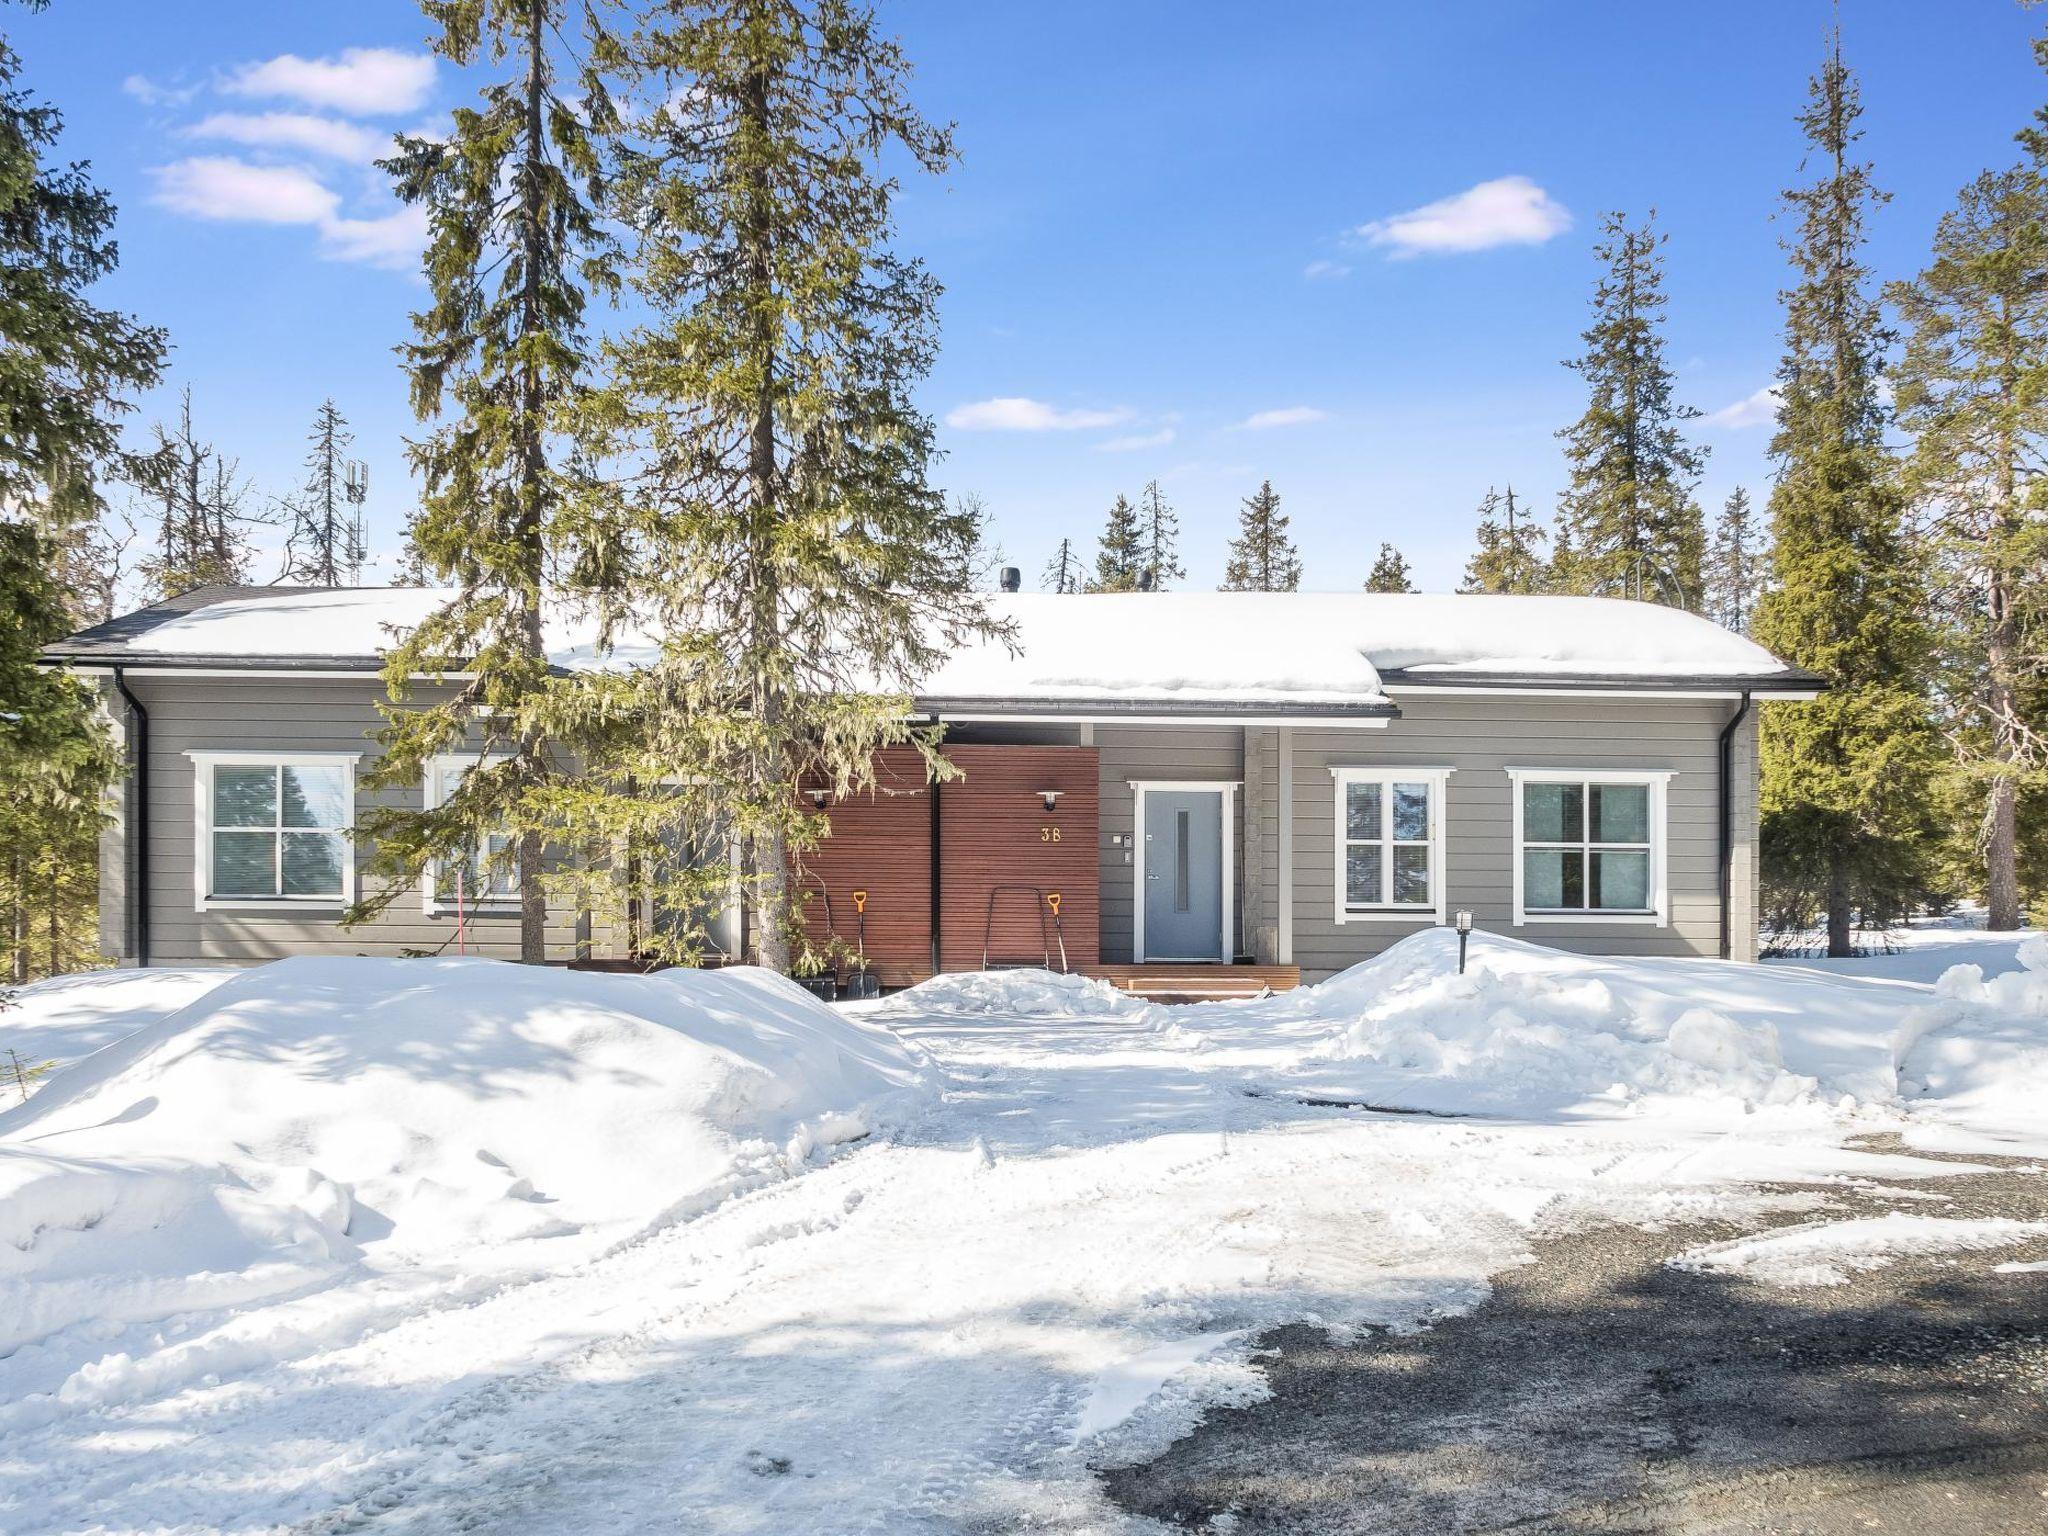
top-left (187, 751), bottom-right (360, 912)
top-left (1329, 766), bottom-right (1453, 924)
top-left (1129, 780), bottom-right (1237, 963)
top-left (422, 753), bottom-right (521, 915)
top-left (1507, 767), bottom-right (1672, 927)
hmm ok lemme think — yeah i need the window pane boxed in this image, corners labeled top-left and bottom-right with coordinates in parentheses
top-left (1523, 781), bottom-right (1582, 843)
top-left (213, 766), bottom-right (276, 828)
top-left (1345, 845), bottom-right (1383, 906)
top-left (1392, 846), bottom-right (1430, 905)
top-left (282, 832), bottom-right (345, 896)
top-left (1523, 848), bottom-right (1583, 910)
top-left (282, 765), bottom-right (348, 829)
top-left (1345, 781), bottom-right (1382, 841)
top-left (1589, 783), bottom-right (1649, 845)
top-left (1590, 848), bottom-right (1650, 910)
top-left (1391, 782), bottom-right (1430, 841)
top-left (484, 833), bottom-right (519, 896)
top-left (213, 830), bottom-right (275, 896)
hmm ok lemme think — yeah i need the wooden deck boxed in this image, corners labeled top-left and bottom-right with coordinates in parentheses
top-left (1083, 963), bottom-right (1301, 1003)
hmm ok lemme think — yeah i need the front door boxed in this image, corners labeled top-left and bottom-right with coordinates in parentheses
top-left (1141, 789), bottom-right (1224, 961)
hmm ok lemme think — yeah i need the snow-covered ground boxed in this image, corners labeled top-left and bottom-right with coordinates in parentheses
top-left (1, 919), bottom-right (2044, 1534)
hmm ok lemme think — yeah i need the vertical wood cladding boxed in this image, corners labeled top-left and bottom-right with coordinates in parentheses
top-left (795, 744), bottom-right (1101, 984)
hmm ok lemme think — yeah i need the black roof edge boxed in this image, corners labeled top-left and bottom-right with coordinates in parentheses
top-left (1375, 667), bottom-right (1827, 695)
top-left (915, 694), bottom-right (1401, 719)
top-left (40, 651), bottom-right (389, 672)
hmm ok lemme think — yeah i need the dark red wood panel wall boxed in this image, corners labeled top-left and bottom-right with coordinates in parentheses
top-left (794, 744), bottom-right (1100, 985)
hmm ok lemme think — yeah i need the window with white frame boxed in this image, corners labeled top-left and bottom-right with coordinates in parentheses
top-left (1511, 770), bottom-right (1669, 923)
top-left (1332, 767), bottom-right (1450, 922)
top-left (191, 754), bottom-right (356, 906)
top-left (425, 755), bottom-right (519, 908)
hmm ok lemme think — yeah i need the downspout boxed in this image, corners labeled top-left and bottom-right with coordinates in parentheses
top-left (929, 777), bottom-right (943, 977)
top-left (1716, 689), bottom-right (1753, 962)
top-left (110, 667), bottom-right (149, 968)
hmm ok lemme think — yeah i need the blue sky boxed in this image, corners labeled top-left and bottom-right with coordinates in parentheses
top-left (17, 0), bottom-right (2048, 592)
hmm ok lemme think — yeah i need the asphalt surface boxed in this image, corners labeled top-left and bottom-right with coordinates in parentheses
top-left (1102, 1137), bottom-right (2048, 1535)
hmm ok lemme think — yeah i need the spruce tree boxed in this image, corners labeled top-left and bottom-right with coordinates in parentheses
top-left (1753, 35), bottom-right (1941, 956)
top-left (1137, 479), bottom-right (1184, 590)
top-left (1461, 484), bottom-right (1547, 593)
top-left (1554, 211), bottom-right (1707, 606)
top-left (352, 0), bottom-right (620, 963)
top-left (1042, 537), bottom-right (1081, 594)
top-left (1220, 479), bottom-right (1302, 591)
top-left (281, 400), bottom-right (368, 586)
top-left (589, 0), bottom-right (1003, 971)
top-left (1090, 493), bottom-right (1143, 591)
top-left (0, 0), bottom-right (160, 979)
top-left (1364, 542), bottom-right (1415, 593)
top-left (1889, 164), bottom-right (2048, 930)
top-left (1704, 487), bottom-right (1763, 635)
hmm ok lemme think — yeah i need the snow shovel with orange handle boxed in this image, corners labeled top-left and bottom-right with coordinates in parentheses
top-left (1046, 891), bottom-right (1069, 974)
top-left (847, 888), bottom-right (881, 1000)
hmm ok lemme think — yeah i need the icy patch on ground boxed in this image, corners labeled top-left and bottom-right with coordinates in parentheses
top-left (1670, 1213), bottom-right (2048, 1288)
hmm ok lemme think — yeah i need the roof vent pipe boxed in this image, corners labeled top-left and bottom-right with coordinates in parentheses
top-left (998, 566), bottom-right (1021, 593)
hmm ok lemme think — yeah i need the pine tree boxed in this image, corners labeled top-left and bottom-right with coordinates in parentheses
top-left (1364, 542), bottom-right (1415, 593)
top-left (1704, 487), bottom-right (1763, 635)
top-left (1461, 484), bottom-right (1547, 594)
top-left (281, 400), bottom-right (368, 586)
top-left (1889, 163), bottom-right (2048, 930)
top-left (586, 0), bottom-right (1004, 972)
top-left (1089, 494), bottom-right (1143, 592)
top-left (1753, 35), bottom-right (1942, 956)
top-left (1137, 480), bottom-right (1184, 590)
top-left (0, 1), bottom-right (161, 981)
top-left (133, 390), bottom-right (265, 596)
top-left (1042, 537), bottom-right (1081, 594)
top-left (1220, 479), bottom-right (1301, 591)
top-left (351, 0), bottom-right (621, 964)
top-left (1554, 211), bottom-right (1707, 606)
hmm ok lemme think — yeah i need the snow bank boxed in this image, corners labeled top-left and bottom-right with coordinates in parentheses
top-left (1267, 929), bottom-right (1839, 1116)
top-left (2, 968), bottom-right (232, 1083)
top-left (0, 957), bottom-right (928, 1356)
top-left (883, 967), bottom-right (1165, 1024)
top-left (1671, 1213), bottom-right (2048, 1287)
top-left (1892, 935), bottom-right (2048, 1149)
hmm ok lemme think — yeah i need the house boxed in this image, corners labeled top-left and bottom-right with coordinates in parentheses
top-left (42, 585), bottom-right (1821, 988)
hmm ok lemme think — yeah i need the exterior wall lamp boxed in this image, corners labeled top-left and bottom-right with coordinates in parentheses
top-left (1038, 789), bottom-right (1064, 813)
top-left (807, 788), bottom-right (831, 809)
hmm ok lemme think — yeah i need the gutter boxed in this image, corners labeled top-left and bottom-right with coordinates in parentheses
top-left (1716, 689), bottom-right (1753, 961)
top-left (109, 667), bottom-right (149, 968)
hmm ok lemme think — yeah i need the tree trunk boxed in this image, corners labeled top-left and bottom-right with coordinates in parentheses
top-left (1986, 773), bottom-right (2020, 931)
top-left (1825, 846), bottom-right (1853, 959)
top-left (10, 855), bottom-right (25, 985)
top-left (47, 859), bottom-right (59, 979)
top-left (512, 0), bottom-right (551, 966)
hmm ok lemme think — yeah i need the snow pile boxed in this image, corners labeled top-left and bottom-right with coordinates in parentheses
top-left (1286, 929), bottom-right (1823, 1115)
top-left (1, 968), bottom-right (231, 1085)
top-left (1671, 1213), bottom-right (2048, 1288)
top-left (0, 957), bottom-right (928, 1356)
top-left (885, 966), bottom-right (1166, 1024)
top-left (1892, 934), bottom-right (2048, 1148)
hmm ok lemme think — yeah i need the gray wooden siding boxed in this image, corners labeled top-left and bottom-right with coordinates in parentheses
top-left (1246, 694), bottom-right (1759, 981)
top-left (117, 675), bottom-right (586, 964)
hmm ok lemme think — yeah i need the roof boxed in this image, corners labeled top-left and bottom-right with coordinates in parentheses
top-left (41, 585), bottom-right (1824, 713)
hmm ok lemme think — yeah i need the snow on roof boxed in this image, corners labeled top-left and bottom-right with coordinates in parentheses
top-left (107, 585), bottom-right (1801, 700)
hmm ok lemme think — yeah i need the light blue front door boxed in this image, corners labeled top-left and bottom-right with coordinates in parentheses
top-left (1142, 790), bottom-right (1224, 960)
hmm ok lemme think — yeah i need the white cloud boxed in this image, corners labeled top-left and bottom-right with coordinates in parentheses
top-left (188, 111), bottom-right (392, 163)
top-left (1238, 406), bottom-right (1329, 431)
top-left (225, 47), bottom-right (435, 116)
top-left (123, 73), bottom-right (201, 108)
top-left (945, 397), bottom-right (1133, 432)
top-left (151, 157), bottom-right (339, 225)
top-left (150, 156), bottom-right (422, 271)
top-left (1704, 385), bottom-right (1781, 430)
top-left (1097, 427), bottom-right (1176, 452)
top-left (1303, 258), bottom-right (1352, 281)
top-left (1358, 175), bottom-right (1571, 258)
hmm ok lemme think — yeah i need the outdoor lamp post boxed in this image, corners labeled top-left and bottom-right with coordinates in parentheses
top-left (1455, 909), bottom-right (1473, 974)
